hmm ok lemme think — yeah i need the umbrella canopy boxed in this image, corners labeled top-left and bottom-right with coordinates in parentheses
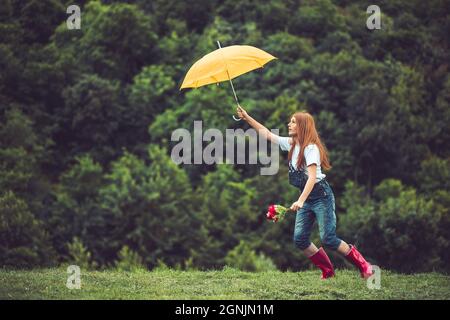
top-left (180, 45), bottom-right (277, 90)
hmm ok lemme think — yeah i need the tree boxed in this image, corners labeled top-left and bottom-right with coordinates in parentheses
top-left (289, 0), bottom-right (347, 38)
top-left (60, 74), bottom-right (126, 166)
top-left (430, 75), bottom-right (450, 157)
top-left (0, 108), bottom-right (42, 195)
top-left (18, 0), bottom-right (66, 44)
top-left (339, 179), bottom-right (444, 272)
top-left (0, 191), bottom-right (55, 268)
top-left (47, 154), bottom-right (105, 261)
top-left (139, 0), bottom-right (216, 34)
top-left (192, 165), bottom-right (263, 268)
top-left (61, 1), bottom-right (159, 83)
top-left (127, 64), bottom-right (176, 131)
top-left (97, 145), bottom-right (205, 268)
top-left (0, 107), bottom-right (51, 217)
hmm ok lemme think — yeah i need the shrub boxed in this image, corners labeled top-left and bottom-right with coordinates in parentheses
top-left (225, 240), bottom-right (278, 272)
top-left (115, 245), bottom-right (146, 272)
top-left (67, 237), bottom-right (95, 270)
top-left (339, 179), bottom-right (443, 273)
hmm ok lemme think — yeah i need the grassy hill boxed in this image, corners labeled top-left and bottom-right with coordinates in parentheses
top-left (1, 267), bottom-right (449, 300)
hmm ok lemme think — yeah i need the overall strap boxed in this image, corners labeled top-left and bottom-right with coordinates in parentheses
top-left (288, 158), bottom-right (300, 172)
top-left (288, 158), bottom-right (294, 171)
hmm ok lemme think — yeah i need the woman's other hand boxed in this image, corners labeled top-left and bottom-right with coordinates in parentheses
top-left (290, 200), bottom-right (304, 211)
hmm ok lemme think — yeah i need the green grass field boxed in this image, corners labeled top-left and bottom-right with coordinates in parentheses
top-left (1, 267), bottom-right (449, 300)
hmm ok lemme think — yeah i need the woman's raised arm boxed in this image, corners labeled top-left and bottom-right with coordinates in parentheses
top-left (236, 105), bottom-right (280, 144)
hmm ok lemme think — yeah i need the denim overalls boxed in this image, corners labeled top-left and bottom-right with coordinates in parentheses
top-left (288, 160), bottom-right (342, 251)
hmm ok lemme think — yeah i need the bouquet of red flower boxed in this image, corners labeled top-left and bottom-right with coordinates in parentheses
top-left (266, 204), bottom-right (291, 223)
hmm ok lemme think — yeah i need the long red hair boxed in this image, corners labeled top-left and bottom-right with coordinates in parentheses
top-left (288, 112), bottom-right (331, 171)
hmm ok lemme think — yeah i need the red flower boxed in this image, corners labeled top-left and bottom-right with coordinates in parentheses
top-left (268, 205), bottom-right (276, 215)
top-left (265, 204), bottom-right (291, 223)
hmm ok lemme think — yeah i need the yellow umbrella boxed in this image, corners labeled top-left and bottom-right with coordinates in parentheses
top-left (180, 41), bottom-right (277, 121)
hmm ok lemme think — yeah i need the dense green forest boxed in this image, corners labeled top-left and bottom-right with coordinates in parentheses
top-left (0, 0), bottom-right (449, 273)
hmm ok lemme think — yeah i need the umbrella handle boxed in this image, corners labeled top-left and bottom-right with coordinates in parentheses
top-left (217, 41), bottom-right (243, 123)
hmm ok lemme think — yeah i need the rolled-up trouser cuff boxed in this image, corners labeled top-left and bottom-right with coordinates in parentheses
top-left (293, 236), bottom-right (312, 250)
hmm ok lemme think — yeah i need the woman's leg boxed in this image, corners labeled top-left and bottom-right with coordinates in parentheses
top-left (293, 207), bottom-right (315, 252)
top-left (303, 243), bottom-right (319, 257)
top-left (294, 204), bottom-right (335, 279)
top-left (313, 192), bottom-right (343, 251)
top-left (337, 241), bottom-right (351, 255)
top-left (313, 188), bottom-right (372, 278)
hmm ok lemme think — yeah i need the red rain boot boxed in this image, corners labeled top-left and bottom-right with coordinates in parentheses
top-left (345, 245), bottom-right (373, 279)
top-left (309, 247), bottom-right (335, 279)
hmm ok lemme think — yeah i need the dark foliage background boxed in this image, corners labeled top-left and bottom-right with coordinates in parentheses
top-left (0, 0), bottom-right (449, 273)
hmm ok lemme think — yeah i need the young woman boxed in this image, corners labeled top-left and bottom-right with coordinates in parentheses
top-left (236, 105), bottom-right (373, 279)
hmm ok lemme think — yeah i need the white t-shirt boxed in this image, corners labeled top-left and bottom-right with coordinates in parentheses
top-left (276, 136), bottom-right (326, 182)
